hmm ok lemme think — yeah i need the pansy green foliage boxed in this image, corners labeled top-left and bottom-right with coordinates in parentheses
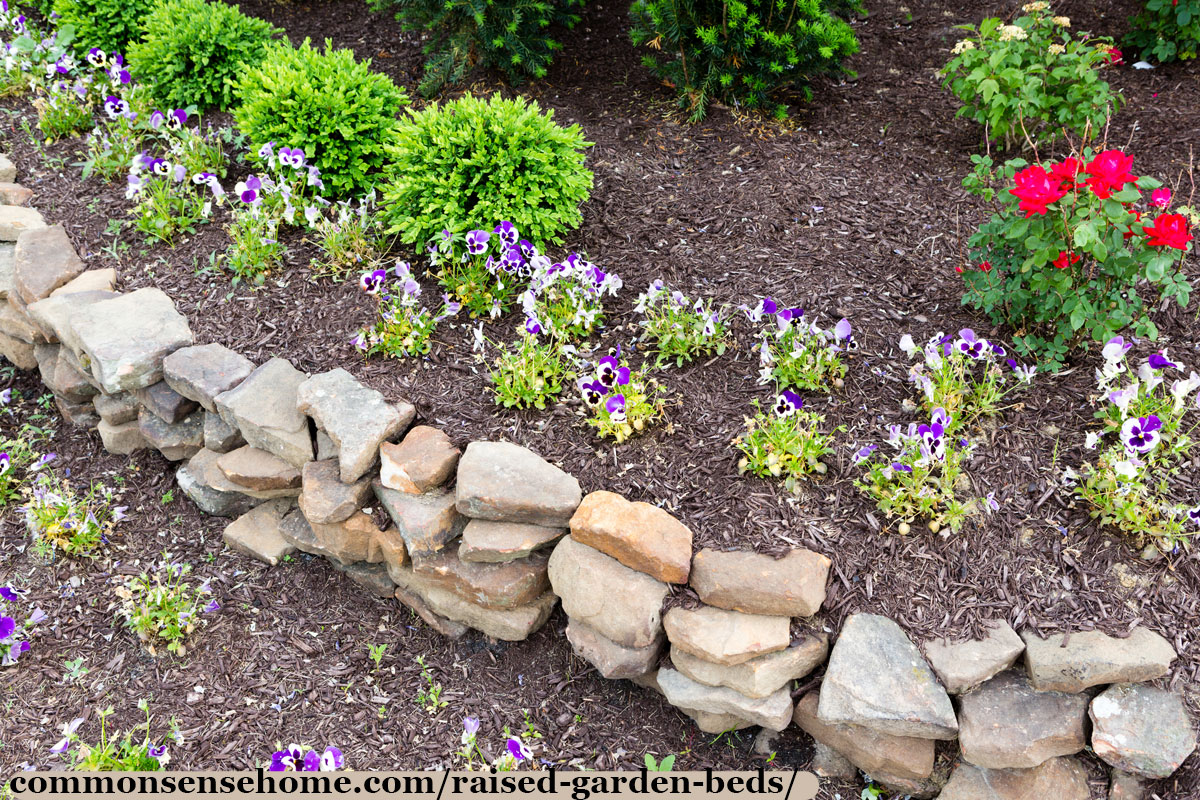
top-left (0, 389), bottom-right (53, 508)
top-left (629, 0), bottom-right (858, 122)
top-left (33, 81), bottom-right (92, 141)
top-left (490, 333), bottom-right (572, 410)
top-left (234, 39), bottom-right (409, 197)
top-left (312, 194), bottom-right (384, 278)
top-left (734, 394), bottom-right (840, 492)
top-left (522, 245), bottom-right (622, 341)
top-left (114, 554), bottom-right (215, 656)
top-left (1072, 341), bottom-right (1200, 551)
top-left (746, 298), bottom-right (854, 392)
top-left (23, 472), bottom-right (122, 558)
top-left (635, 280), bottom-right (729, 367)
top-left (126, 151), bottom-right (222, 245)
top-left (368, 0), bottom-right (584, 96)
top-left (940, 3), bottom-right (1121, 149)
top-left (962, 149), bottom-right (1193, 371)
top-left (354, 262), bottom-right (461, 358)
top-left (2, 9), bottom-right (76, 97)
top-left (51, 703), bottom-right (175, 770)
top-left (51, 0), bottom-right (153, 53)
top-left (427, 225), bottom-right (526, 319)
top-left (852, 408), bottom-right (976, 535)
top-left (579, 355), bottom-right (666, 442)
top-left (379, 94), bottom-right (592, 248)
top-left (127, 0), bottom-right (281, 111)
top-left (1127, 0), bottom-right (1200, 63)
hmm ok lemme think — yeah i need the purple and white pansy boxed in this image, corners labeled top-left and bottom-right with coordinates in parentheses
top-left (773, 390), bottom-right (804, 417)
top-left (465, 229), bottom-right (491, 256)
top-left (269, 744), bottom-right (345, 771)
top-left (1121, 415), bottom-right (1162, 454)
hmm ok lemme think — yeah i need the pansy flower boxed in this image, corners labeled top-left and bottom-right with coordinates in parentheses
top-left (1121, 415), bottom-right (1162, 453)
top-left (103, 95), bottom-right (129, 119)
top-left (147, 744), bottom-right (169, 763)
top-left (234, 175), bottom-right (262, 205)
top-left (465, 229), bottom-right (490, 256)
top-left (148, 158), bottom-right (172, 177)
top-left (773, 390), bottom-right (804, 417)
top-left (319, 746), bottom-right (344, 771)
top-left (86, 47), bottom-right (106, 68)
top-left (167, 109), bottom-right (187, 130)
top-left (954, 329), bottom-right (988, 359)
top-left (258, 141), bottom-right (275, 160)
top-left (518, 239), bottom-right (537, 259)
top-left (50, 718), bottom-right (85, 755)
top-left (524, 316), bottom-right (543, 335)
top-left (832, 318), bottom-right (857, 351)
top-left (0, 452), bottom-right (9, 474)
top-left (579, 378), bottom-right (607, 406)
top-left (850, 443), bottom-right (877, 464)
top-left (1147, 351), bottom-right (1178, 371)
top-left (493, 221), bottom-right (518, 247)
top-left (360, 269), bottom-right (387, 294)
top-left (148, 109), bottom-right (165, 129)
top-left (506, 738), bottom-right (532, 762)
top-left (604, 394), bottom-right (627, 423)
top-left (278, 146), bottom-right (306, 169)
top-left (1188, 507), bottom-right (1200, 528)
top-left (270, 744), bottom-right (305, 771)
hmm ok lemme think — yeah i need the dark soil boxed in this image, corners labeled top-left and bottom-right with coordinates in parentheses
top-left (1, 0), bottom-right (1198, 796)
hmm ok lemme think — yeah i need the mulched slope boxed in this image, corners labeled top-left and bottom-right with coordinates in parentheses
top-left (1, 0), bottom-right (1198, 794)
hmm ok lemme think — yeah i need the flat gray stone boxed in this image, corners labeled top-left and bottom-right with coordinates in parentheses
top-left (658, 668), bottom-right (793, 731)
top-left (937, 758), bottom-right (1090, 800)
top-left (0, 155), bottom-right (14, 183)
top-left (133, 380), bottom-right (199, 424)
top-left (548, 535), bottom-right (668, 649)
top-left (810, 741), bottom-right (858, 780)
top-left (204, 410), bottom-right (244, 453)
top-left (217, 446), bottom-right (301, 491)
top-left (380, 425), bottom-right (460, 494)
top-left (0, 330), bottom-right (35, 369)
top-left (222, 499), bottom-right (297, 566)
top-left (678, 706), bottom-right (755, 735)
top-left (818, 613), bottom-right (958, 740)
top-left (0, 242), bottom-right (14, 300)
top-left (456, 441), bottom-right (581, 526)
top-left (394, 583), bottom-right (469, 639)
top-left (98, 419), bottom-right (148, 454)
top-left (56, 394), bottom-right (99, 428)
top-left (163, 344), bottom-right (255, 412)
top-left (70, 288), bottom-right (193, 394)
top-left (410, 550), bottom-right (549, 610)
top-left (1090, 683), bottom-right (1197, 779)
top-left (664, 605), bottom-right (790, 666)
top-left (0, 301), bottom-right (41, 343)
top-left (139, 408), bottom-right (204, 461)
top-left (1, 206), bottom-right (47, 243)
top-left (374, 482), bottom-right (466, 561)
top-left (177, 453), bottom-right (261, 517)
top-left (1022, 627), bottom-right (1176, 693)
top-left (958, 671), bottom-right (1089, 769)
top-left (297, 368), bottom-right (414, 483)
top-left (566, 619), bottom-right (662, 679)
top-left (670, 632), bottom-right (828, 698)
top-left (27, 290), bottom-right (118, 352)
top-left (298, 459), bottom-right (371, 524)
top-left (690, 547), bottom-right (831, 617)
top-left (37, 344), bottom-right (97, 399)
top-left (925, 620), bottom-right (1025, 694)
top-left (214, 357), bottom-right (312, 467)
top-left (458, 519), bottom-right (564, 563)
top-left (50, 268), bottom-right (116, 296)
top-left (1109, 770), bottom-right (1147, 800)
top-left (13, 225), bottom-right (84, 303)
top-left (282, 508), bottom-right (379, 566)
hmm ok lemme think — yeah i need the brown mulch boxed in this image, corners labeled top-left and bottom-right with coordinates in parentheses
top-left (1, 0), bottom-right (1199, 796)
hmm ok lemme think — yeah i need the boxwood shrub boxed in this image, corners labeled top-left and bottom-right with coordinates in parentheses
top-left (233, 39), bottom-right (409, 197)
top-left (51, 0), bottom-right (154, 53)
top-left (378, 93), bottom-right (593, 247)
top-left (127, 0), bottom-right (281, 111)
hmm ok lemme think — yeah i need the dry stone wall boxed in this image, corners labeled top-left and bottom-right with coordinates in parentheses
top-left (1, 164), bottom-right (1196, 799)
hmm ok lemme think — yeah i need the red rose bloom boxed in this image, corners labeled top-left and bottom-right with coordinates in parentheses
top-left (1053, 250), bottom-right (1080, 270)
top-left (979, 261), bottom-right (992, 272)
top-left (1143, 214), bottom-right (1194, 250)
top-left (1084, 150), bottom-right (1138, 199)
top-left (1107, 47), bottom-right (1124, 64)
top-left (1049, 157), bottom-right (1084, 190)
top-left (955, 265), bottom-right (964, 274)
top-left (1009, 165), bottom-right (1068, 217)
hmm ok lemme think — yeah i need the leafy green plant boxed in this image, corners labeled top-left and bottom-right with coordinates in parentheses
top-left (223, 210), bottom-right (285, 284)
top-left (368, 0), bottom-right (584, 95)
top-left (354, 262), bottom-right (460, 358)
top-left (113, 554), bottom-right (215, 656)
top-left (367, 643), bottom-right (387, 671)
top-left (644, 753), bottom-right (676, 771)
top-left (749, 300), bottom-right (854, 392)
top-left (961, 148), bottom-right (1193, 371)
top-left (379, 94), bottom-right (592, 247)
top-left (1, 9), bottom-right (76, 96)
top-left (415, 656), bottom-right (448, 714)
top-left (489, 333), bottom-right (571, 410)
top-left (635, 280), bottom-right (728, 366)
top-left (51, 702), bottom-right (176, 770)
top-left (1127, 0), bottom-right (1200, 63)
top-left (234, 39), bottom-right (409, 197)
top-left (33, 81), bottom-right (93, 141)
top-left (51, 0), bottom-right (153, 53)
top-left (940, 3), bottom-right (1121, 149)
top-left (23, 472), bottom-right (122, 558)
top-left (127, 0), bottom-right (280, 111)
top-left (734, 394), bottom-right (840, 491)
top-left (629, 0), bottom-right (858, 121)
top-left (523, 247), bottom-right (622, 341)
top-left (579, 355), bottom-right (666, 442)
top-left (127, 153), bottom-right (219, 244)
top-left (426, 226), bottom-right (525, 318)
top-left (312, 194), bottom-right (384, 277)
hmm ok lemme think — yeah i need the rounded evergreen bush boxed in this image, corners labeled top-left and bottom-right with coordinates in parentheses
top-left (51, 0), bottom-right (153, 53)
top-left (233, 39), bottom-right (409, 197)
top-left (379, 93), bottom-right (593, 247)
top-left (127, 0), bottom-right (281, 111)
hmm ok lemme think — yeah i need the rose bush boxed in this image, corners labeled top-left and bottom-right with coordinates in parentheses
top-left (1127, 0), bottom-right (1200, 63)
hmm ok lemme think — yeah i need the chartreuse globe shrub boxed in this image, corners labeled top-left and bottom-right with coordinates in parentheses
top-left (368, 0), bottom-right (584, 96)
top-left (379, 94), bottom-right (592, 248)
top-left (1127, 0), bottom-right (1200, 62)
top-left (127, 0), bottom-right (281, 111)
top-left (234, 39), bottom-right (409, 197)
top-left (51, 0), bottom-right (153, 53)
top-left (628, 0), bottom-right (858, 122)
top-left (940, 2), bottom-right (1121, 149)
top-left (961, 149), bottom-right (1194, 371)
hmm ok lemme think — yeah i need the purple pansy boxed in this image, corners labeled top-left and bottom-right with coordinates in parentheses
top-left (148, 109), bottom-right (165, 129)
top-left (0, 615), bottom-right (14, 639)
top-left (596, 356), bottom-right (619, 387)
top-left (1188, 507), bottom-right (1200, 528)
top-left (0, 387), bottom-right (10, 404)
top-left (579, 379), bottom-right (607, 406)
top-left (1147, 351), bottom-right (1178, 371)
top-left (524, 316), bottom-right (543, 335)
top-left (1121, 415), bottom-right (1162, 453)
top-left (319, 746), bottom-right (344, 771)
top-left (86, 47), bottom-right (106, 68)
top-left (1102, 336), bottom-right (1131, 362)
top-left (506, 738), bottom-right (532, 762)
top-left (50, 718), bottom-right (85, 755)
top-left (463, 717), bottom-right (480, 736)
top-left (167, 109), bottom-right (187, 130)
top-left (103, 95), bottom-right (129, 119)
top-left (278, 147), bottom-right (305, 169)
top-left (147, 744), bottom-right (168, 761)
top-left (773, 390), bottom-right (804, 417)
top-left (234, 175), bottom-right (262, 205)
top-left (0, 587), bottom-right (19, 602)
top-left (493, 221), bottom-right (518, 247)
top-left (360, 269), bottom-right (388, 294)
top-left (0, 452), bottom-right (10, 474)
top-left (851, 444), bottom-right (877, 464)
top-left (954, 329), bottom-right (988, 360)
top-left (465, 229), bottom-right (490, 256)
top-left (605, 394), bottom-right (627, 422)
top-left (270, 744), bottom-right (304, 771)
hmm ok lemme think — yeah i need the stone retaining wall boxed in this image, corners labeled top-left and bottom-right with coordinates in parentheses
top-left (1, 164), bottom-right (1195, 799)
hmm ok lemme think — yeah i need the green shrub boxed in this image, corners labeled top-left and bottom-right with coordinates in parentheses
top-left (940, 3), bottom-right (1121, 149)
top-left (629, 0), bottom-right (858, 121)
top-left (127, 0), bottom-right (280, 111)
top-left (51, 0), bottom-right (153, 53)
top-left (1127, 0), bottom-right (1200, 62)
top-left (233, 39), bottom-right (409, 197)
top-left (379, 93), bottom-right (592, 247)
top-left (368, 0), bottom-right (584, 95)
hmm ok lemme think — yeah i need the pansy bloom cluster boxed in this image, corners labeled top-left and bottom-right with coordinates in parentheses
top-left (353, 261), bottom-right (460, 359)
top-left (22, 471), bottom-right (120, 558)
top-left (745, 297), bottom-right (855, 392)
top-left (1, 3), bottom-right (74, 95)
top-left (634, 280), bottom-right (728, 367)
top-left (113, 555), bottom-right (219, 657)
top-left (268, 744), bottom-right (345, 771)
top-left (457, 717), bottom-right (538, 772)
top-left (963, 148), bottom-right (1193, 369)
top-left (126, 148), bottom-right (223, 244)
top-left (853, 408), bottom-right (976, 534)
top-left (900, 329), bottom-right (1034, 431)
top-left (520, 246), bottom-right (622, 341)
top-left (579, 352), bottom-right (665, 443)
top-left (1070, 340), bottom-right (1200, 549)
top-left (49, 703), bottom-right (175, 770)
top-left (733, 391), bottom-right (842, 492)
top-left (312, 192), bottom-right (383, 277)
top-left (426, 223), bottom-right (532, 319)
top-left (1, 586), bottom-right (47, 667)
